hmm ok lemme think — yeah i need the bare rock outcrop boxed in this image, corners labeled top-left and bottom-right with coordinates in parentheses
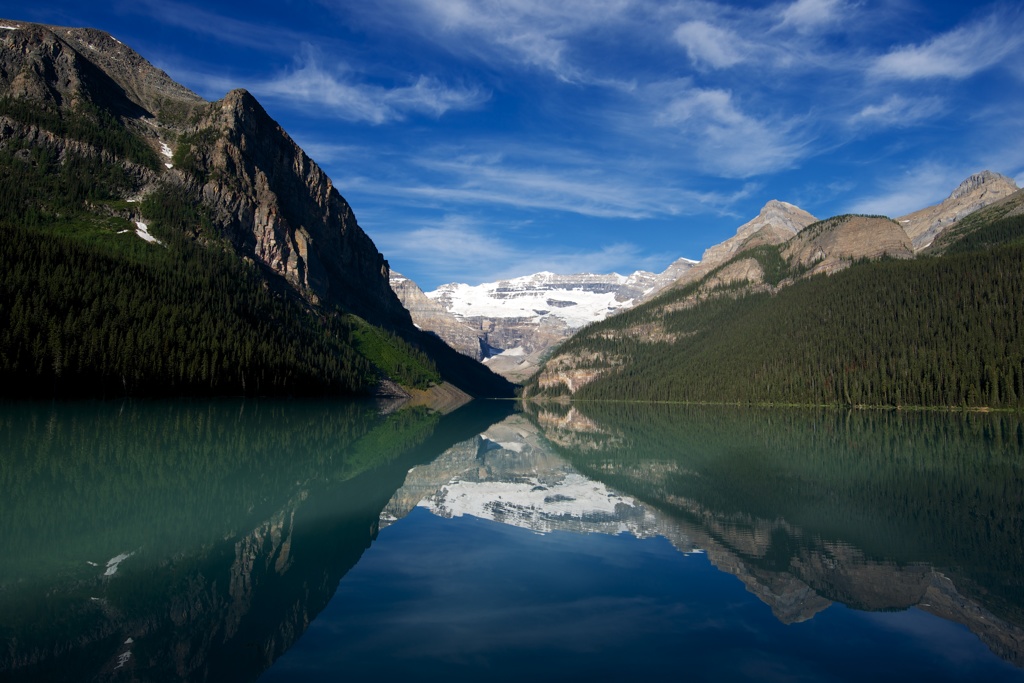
top-left (391, 261), bottom-right (695, 378)
top-left (390, 272), bottom-right (484, 358)
top-left (676, 200), bottom-right (817, 287)
top-left (783, 214), bottom-right (913, 275)
top-left (899, 171), bottom-right (1019, 250)
top-left (179, 89), bottom-right (409, 326)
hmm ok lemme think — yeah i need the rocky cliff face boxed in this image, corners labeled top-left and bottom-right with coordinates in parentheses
top-left (899, 171), bottom-right (1020, 250)
top-left (0, 19), bottom-right (410, 329)
top-left (0, 21), bottom-right (203, 118)
top-left (675, 199), bottom-right (818, 287)
top-left (702, 199), bottom-right (817, 266)
top-left (390, 272), bottom-right (484, 358)
top-left (188, 89), bottom-right (409, 326)
top-left (782, 214), bottom-right (913, 275)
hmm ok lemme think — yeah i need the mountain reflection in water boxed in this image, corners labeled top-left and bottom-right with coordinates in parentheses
top-left (0, 398), bottom-right (513, 682)
top-left (2, 400), bottom-right (1022, 682)
top-left (371, 406), bottom-right (1024, 667)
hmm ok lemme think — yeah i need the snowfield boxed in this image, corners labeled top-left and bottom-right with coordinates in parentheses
top-left (426, 271), bottom-right (650, 329)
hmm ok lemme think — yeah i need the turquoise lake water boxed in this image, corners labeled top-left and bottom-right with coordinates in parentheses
top-left (1, 399), bottom-right (1022, 682)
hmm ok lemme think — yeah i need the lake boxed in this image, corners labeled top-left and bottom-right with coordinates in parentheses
top-left (1, 399), bottom-right (1022, 682)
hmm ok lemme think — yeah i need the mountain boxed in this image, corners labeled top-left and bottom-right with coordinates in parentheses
top-left (0, 19), bottom-right (514, 399)
top-left (898, 171), bottom-right (1019, 250)
top-left (391, 259), bottom-right (696, 382)
top-left (677, 199), bottom-right (818, 286)
top-left (525, 180), bottom-right (1024, 408)
top-left (389, 272), bottom-right (485, 359)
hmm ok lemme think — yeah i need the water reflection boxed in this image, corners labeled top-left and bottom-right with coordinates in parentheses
top-left (0, 398), bottom-right (513, 682)
top-left (2, 399), bottom-right (1022, 681)
top-left (379, 404), bottom-right (1024, 669)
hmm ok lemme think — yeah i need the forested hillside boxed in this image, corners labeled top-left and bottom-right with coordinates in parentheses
top-left (527, 208), bottom-right (1024, 410)
top-left (0, 21), bottom-right (515, 399)
top-left (0, 114), bottom-right (438, 397)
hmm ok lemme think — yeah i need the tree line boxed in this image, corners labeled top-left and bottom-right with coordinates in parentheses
top-left (533, 213), bottom-right (1024, 410)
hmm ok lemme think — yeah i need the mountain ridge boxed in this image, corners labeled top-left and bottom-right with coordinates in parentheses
top-left (0, 18), bottom-right (514, 398)
top-left (524, 179), bottom-right (1024, 406)
top-left (390, 258), bottom-right (696, 381)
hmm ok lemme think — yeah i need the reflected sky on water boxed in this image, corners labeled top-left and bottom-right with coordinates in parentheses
top-left (0, 401), bottom-right (1021, 682)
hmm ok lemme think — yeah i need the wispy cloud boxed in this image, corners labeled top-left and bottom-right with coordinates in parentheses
top-left (255, 53), bottom-right (488, 123)
top-left (340, 144), bottom-right (754, 220)
top-left (130, 0), bottom-right (311, 52)
top-left (672, 21), bottom-right (748, 69)
top-left (778, 0), bottom-right (848, 33)
top-left (847, 94), bottom-right (946, 128)
top-left (651, 86), bottom-right (808, 177)
top-left (375, 215), bottom-right (670, 286)
top-left (157, 51), bottom-right (488, 124)
top-left (335, 0), bottom-right (636, 82)
top-left (844, 162), bottom-right (968, 217)
top-left (669, 0), bottom-right (858, 72)
top-left (871, 9), bottom-right (1024, 80)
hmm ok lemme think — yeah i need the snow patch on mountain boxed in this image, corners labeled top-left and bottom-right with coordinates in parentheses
top-left (424, 266), bottom-right (692, 331)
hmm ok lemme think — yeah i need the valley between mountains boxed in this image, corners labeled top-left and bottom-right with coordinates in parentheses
top-left (1, 18), bottom-right (1022, 410)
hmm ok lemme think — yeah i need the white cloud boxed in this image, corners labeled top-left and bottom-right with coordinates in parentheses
top-left (133, 0), bottom-right (311, 52)
top-left (375, 215), bottom-right (667, 286)
top-left (844, 163), bottom-right (968, 217)
top-left (673, 21), bottom-right (747, 69)
top-left (847, 95), bottom-right (945, 128)
top-left (871, 11), bottom-right (1024, 80)
top-left (339, 143), bottom-right (756, 221)
top-left (653, 87), bottom-right (807, 177)
top-left (336, 0), bottom-right (635, 82)
top-left (779, 0), bottom-right (846, 33)
top-left (253, 54), bottom-right (488, 124)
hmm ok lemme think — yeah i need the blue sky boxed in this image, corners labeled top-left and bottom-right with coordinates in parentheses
top-left (7, 1), bottom-right (1024, 290)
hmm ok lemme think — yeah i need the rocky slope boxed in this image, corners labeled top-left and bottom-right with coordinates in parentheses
top-left (0, 18), bottom-right (401, 320)
top-left (391, 258), bottom-right (696, 381)
top-left (677, 199), bottom-right (818, 286)
top-left (782, 214), bottom-right (913, 275)
top-left (183, 88), bottom-right (406, 325)
top-left (0, 18), bottom-right (513, 397)
top-left (526, 176), bottom-right (1019, 401)
top-left (898, 171), bottom-right (1019, 250)
top-left (390, 272), bottom-right (485, 359)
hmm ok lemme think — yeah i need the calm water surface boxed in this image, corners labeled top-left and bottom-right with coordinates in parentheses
top-left (1, 399), bottom-right (1022, 682)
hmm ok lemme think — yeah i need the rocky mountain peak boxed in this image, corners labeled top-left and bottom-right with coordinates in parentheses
top-left (183, 87), bottom-right (409, 326)
top-left (390, 259), bottom-right (695, 381)
top-left (699, 200), bottom-right (817, 267)
top-left (949, 170), bottom-right (1015, 201)
top-left (898, 170), bottom-right (1019, 250)
top-left (0, 19), bottom-right (203, 122)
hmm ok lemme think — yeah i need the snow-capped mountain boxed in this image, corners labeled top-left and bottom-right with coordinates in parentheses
top-left (390, 258), bottom-right (696, 381)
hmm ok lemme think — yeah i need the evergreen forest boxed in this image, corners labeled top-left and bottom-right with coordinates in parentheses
top-left (526, 401), bottom-right (1024, 624)
top-left (529, 210), bottom-right (1024, 410)
top-left (0, 97), bottom-right (456, 398)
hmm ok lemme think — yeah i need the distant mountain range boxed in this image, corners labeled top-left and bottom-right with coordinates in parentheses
top-left (3, 16), bottom-right (1021, 407)
top-left (391, 259), bottom-right (694, 381)
top-left (394, 171), bottom-right (1019, 383)
top-left (0, 18), bottom-right (514, 399)
top-left (523, 175), bottom-right (1024, 408)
